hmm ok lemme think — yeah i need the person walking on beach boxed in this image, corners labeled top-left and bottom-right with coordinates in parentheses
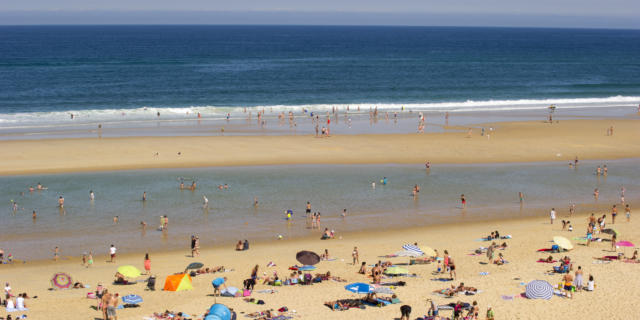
top-left (518, 192), bottom-right (524, 204)
top-left (352, 247), bottom-right (359, 265)
top-left (107, 293), bottom-right (119, 320)
top-left (611, 205), bottom-right (618, 224)
top-left (109, 244), bottom-right (116, 263)
top-left (593, 188), bottom-right (599, 201)
top-left (626, 204), bottom-right (631, 222)
top-left (550, 208), bottom-right (556, 224)
top-left (53, 246), bottom-right (60, 262)
top-left (87, 251), bottom-right (93, 268)
top-left (144, 253), bottom-right (151, 275)
top-left (194, 236), bottom-right (200, 257)
top-left (191, 235), bottom-right (196, 257)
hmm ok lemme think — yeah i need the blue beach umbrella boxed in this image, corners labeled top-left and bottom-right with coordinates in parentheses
top-left (122, 294), bottom-right (143, 304)
top-left (208, 304), bottom-right (231, 320)
top-left (345, 282), bottom-right (374, 294)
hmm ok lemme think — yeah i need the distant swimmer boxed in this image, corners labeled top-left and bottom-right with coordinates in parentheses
top-left (32, 210), bottom-right (37, 220)
top-left (28, 186), bottom-right (34, 193)
top-left (203, 195), bottom-right (209, 208)
top-left (342, 208), bottom-right (347, 218)
top-left (89, 190), bottom-right (95, 200)
top-left (142, 192), bottom-right (147, 201)
top-left (190, 181), bottom-right (196, 191)
top-left (58, 196), bottom-right (65, 208)
top-left (460, 194), bottom-right (466, 209)
top-left (254, 197), bottom-right (259, 207)
top-left (306, 202), bottom-right (312, 216)
top-left (381, 177), bottom-right (388, 185)
top-left (113, 216), bottom-right (119, 224)
top-left (285, 209), bottom-right (293, 220)
top-left (372, 181), bottom-right (376, 189)
top-left (179, 181), bottom-right (184, 190)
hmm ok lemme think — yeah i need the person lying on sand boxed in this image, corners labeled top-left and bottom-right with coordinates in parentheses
top-left (325, 299), bottom-right (363, 310)
top-left (195, 266), bottom-right (224, 274)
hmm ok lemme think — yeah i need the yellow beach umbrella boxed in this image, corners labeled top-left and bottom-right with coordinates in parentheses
top-left (553, 236), bottom-right (573, 250)
top-left (117, 265), bottom-right (142, 278)
top-left (384, 266), bottom-right (409, 275)
top-left (421, 246), bottom-right (437, 257)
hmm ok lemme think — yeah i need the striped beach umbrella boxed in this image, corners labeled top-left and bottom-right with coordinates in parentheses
top-left (525, 280), bottom-right (553, 300)
top-left (395, 250), bottom-right (422, 257)
top-left (122, 294), bottom-right (143, 305)
top-left (401, 244), bottom-right (424, 256)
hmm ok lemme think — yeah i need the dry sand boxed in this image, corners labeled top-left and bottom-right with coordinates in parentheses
top-left (0, 207), bottom-right (637, 320)
top-left (0, 119), bottom-right (638, 175)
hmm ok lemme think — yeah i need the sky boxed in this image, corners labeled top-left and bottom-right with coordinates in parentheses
top-left (1, 0), bottom-right (639, 28)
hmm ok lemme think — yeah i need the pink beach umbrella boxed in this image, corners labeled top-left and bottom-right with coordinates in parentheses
top-left (615, 241), bottom-right (635, 256)
top-left (616, 241), bottom-right (634, 247)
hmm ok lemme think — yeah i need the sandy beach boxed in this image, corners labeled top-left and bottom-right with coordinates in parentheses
top-left (0, 117), bottom-right (638, 320)
top-left (1, 119), bottom-right (638, 175)
top-left (0, 206), bottom-right (638, 320)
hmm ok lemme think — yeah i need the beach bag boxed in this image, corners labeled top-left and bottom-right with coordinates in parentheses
top-left (243, 289), bottom-right (251, 297)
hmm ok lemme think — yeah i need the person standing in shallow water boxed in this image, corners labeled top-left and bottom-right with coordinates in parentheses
top-left (460, 194), bottom-right (466, 209)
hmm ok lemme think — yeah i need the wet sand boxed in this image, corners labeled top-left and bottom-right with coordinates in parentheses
top-left (1, 119), bottom-right (639, 175)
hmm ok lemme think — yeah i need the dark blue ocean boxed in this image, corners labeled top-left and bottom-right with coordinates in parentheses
top-left (1, 26), bottom-right (639, 126)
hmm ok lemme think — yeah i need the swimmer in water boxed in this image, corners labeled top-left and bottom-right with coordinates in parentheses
top-left (342, 208), bottom-right (347, 218)
top-left (203, 195), bottom-right (209, 208)
top-left (142, 192), bottom-right (147, 201)
top-left (89, 190), bottom-right (95, 200)
top-left (58, 196), bottom-right (64, 208)
top-left (179, 181), bottom-right (184, 190)
top-left (254, 197), bottom-right (259, 207)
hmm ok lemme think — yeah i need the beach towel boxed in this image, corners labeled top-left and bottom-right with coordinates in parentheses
top-left (479, 272), bottom-right (490, 276)
top-left (537, 259), bottom-right (558, 263)
top-left (431, 277), bottom-right (453, 282)
top-left (537, 248), bottom-right (552, 252)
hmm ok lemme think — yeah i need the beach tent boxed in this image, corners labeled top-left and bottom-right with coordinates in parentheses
top-left (163, 273), bottom-right (193, 291)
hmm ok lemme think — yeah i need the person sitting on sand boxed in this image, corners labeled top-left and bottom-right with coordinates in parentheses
top-left (321, 249), bottom-right (330, 260)
top-left (358, 262), bottom-right (367, 274)
top-left (114, 272), bottom-right (128, 284)
top-left (235, 241), bottom-right (243, 251)
top-left (494, 253), bottom-right (506, 265)
top-left (73, 282), bottom-right (85, 289)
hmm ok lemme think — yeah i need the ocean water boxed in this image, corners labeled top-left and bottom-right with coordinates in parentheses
top-left (1, 160), bottom-right (638, 260)
top-left (1, 26), bottom-right (640, 131)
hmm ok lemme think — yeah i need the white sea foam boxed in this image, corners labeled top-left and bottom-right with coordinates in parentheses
top-left (0, 96), bottom-right (638, 129)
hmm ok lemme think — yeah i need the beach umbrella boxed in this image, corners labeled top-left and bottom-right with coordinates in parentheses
top-left (616, 241), bottom-right (634, 247)
top-left (345, 282), bottom-right (374, 294)
top-left (186, 262), bottom-right (204, 270)
top-left (402, 244), bottom-right (424, 256)
top-left (525, 280), bottom-right (553, 300)
top-left (122, 294), bottom-right (143, 305)
top-left (602, 229), bottom-right (620, 236)
top-left (420, 246), bottom-right (437, 257)
top-left (207, 304), bottom-right (231, 320)
top-left (117, 265), bottom-right (142, 278)
top-left (51, 272), bottom-right (72, 289)
top-left (553, 236), bottom-right (573, 250)
top-left (296, 251), bottom-right (321, 266)
top-left (395, 250), bottom-right (421, 257)
top-left (384, 266), bottom-right (409, 275)
top-left (373, 286), bottom-right (394, 294)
